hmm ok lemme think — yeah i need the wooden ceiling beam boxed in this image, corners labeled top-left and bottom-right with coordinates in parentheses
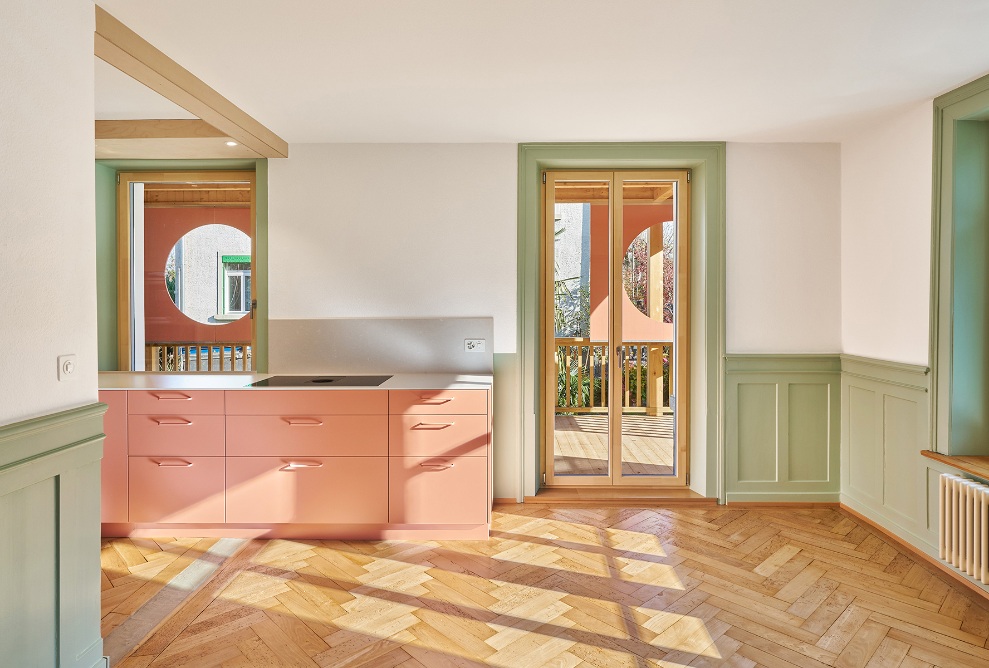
top-left (96, 119), bottom-right (226, 140)
top-left (95, 6), bottom-right (288, 159)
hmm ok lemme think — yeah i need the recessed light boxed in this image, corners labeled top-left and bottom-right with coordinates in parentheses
top-left (225, 141), bottom-right (238, 147)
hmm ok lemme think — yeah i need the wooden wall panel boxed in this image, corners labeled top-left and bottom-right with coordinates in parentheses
top-left (725, 355), bottom-right (840, 502)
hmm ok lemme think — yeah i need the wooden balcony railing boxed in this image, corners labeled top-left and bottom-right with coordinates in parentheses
top-left (555, 338), bottom-right (672, 415)
top-left (145, 342), bottom-right (252, 372)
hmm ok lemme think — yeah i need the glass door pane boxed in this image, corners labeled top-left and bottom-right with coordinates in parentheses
top-left (547, 174), bottom-right (612, 483)
top-left (614, 174), bottom-right (683, 484)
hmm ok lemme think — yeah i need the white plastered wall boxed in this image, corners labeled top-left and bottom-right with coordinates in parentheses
top-left (267, 144), bottom-right (520, 497)
top-left (0, 1), bottom-right (97, 426)
top-left (841, 102), bottom-right (934, 365)
top-left (726, 143), bottom-right (843, 354)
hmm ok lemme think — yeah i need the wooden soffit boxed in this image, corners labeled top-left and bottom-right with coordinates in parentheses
top-left (95, 6), bottom-right (288, 159)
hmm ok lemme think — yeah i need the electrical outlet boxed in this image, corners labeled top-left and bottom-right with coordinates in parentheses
top-left (57, 354), bottom-right (77, 381)
top-left (464, 338), bottom-right (486, 353)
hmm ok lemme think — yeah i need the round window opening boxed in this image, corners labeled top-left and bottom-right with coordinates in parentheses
top-left (165, 224), bottom-right (251, 325)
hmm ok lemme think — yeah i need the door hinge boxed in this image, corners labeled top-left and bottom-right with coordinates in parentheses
top-left (542, 173), bottom-right (547, 184)
top-left (542, 472), bottom-right (546, 484)
top-left (686, 170), bottom-right (691, 183)
top-left (250, 299), bottom-right (258, 320)
top-left (116, 174), bottom-right (120, 185)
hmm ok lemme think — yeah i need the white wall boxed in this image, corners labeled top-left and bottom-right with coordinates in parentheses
top-left (268, 143), bottom-right (520, 498)
top-left (841, 102), bottom-right (933, 365)
top-left (267, 144), bottom-right (517, 352)
top-left (0, 1), bottom-right (96, 426)
top-left (726, 143), bottom-right (842, 353)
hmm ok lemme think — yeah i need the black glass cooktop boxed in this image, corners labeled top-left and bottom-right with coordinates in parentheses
top-left (248, 375), bottom-right (392, 387)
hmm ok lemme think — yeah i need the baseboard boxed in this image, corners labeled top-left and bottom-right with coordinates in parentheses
top-left (493, 497), bottom-right (520, 505)
top-left (839, 503), bottom-right (989, 604)
top-left (726, 501), bottom-right (840, 508)
top-left (725, 492), bottom-right (840, 504)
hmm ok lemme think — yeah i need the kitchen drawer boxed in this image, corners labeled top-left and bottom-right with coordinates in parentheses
top-left (388, 456), bottom-right (487, 525)
top-left (129, 456), bottom-right (225, 523)
top-left (128, 414), bottom-right (225, 457)
top-left (226, 457), bottom-right (388, 524)
top-left (99, 390), bottom-right (128, 523)
top-left (389, 389), bottom-right (487, 415)
top-left (225, 390), bottom-right (387, 416)
top-left (388, 414), bottom-right (488, 457)
top-left (226, 415), bottom-right (387, 457)
top-left (127, 389), bottom-right (225, 415)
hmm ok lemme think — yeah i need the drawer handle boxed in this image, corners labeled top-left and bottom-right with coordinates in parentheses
top-left (151, 392), bottom-right (193, 401)
top-left (419, 463), bottom-right (455, 470)
top-left (417, 396), bottom-right (454, 405)
top-left (152, 418), bottom-right (192, 426)
top-left (413, 422), bottom-right (455, 429)
top-left (284, 418), bottom-right (323, 426)
top-left (154, 459), bottom-right (193, 467)
top-left (282, 460), bottom-right (324, 470)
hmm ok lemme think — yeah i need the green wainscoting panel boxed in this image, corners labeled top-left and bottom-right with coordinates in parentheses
top-left (518, 142), bottom-right (726, 498)
top-left (840, 354), bottom-right (934, 553)
top-left (0, 403), bottom-right (107, 667)
top-left (788, 383), bottom-right (831, 482)
top-left (736, 384), bottom-right (778, 482)
top-left (96, 163), bottom-right (119, 371)
top-left (725, 355), bottom-right (840, 502)
top-left (846, 384), bottom-right (881, 504)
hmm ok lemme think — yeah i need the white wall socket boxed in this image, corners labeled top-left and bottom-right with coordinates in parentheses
top-left (464, 338), bottom-right (486, 353)
top-left (57, 354), bottom-right (77, 381)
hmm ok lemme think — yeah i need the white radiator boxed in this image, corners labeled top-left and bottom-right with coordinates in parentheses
top-left (940, 473), bottom-right (989, 583)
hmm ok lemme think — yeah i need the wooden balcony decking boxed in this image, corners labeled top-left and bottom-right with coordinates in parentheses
top-left (554, 413), bottom-right (674, 477)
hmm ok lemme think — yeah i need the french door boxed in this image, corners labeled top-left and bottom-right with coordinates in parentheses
top-left (543, 170), bottom-right (690, 486)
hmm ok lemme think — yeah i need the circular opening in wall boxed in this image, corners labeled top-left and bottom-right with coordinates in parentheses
top-left (166, 224), bottom-right (251, 325)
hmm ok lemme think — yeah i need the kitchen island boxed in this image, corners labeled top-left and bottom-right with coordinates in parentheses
top-left (98, 372), bottom-right (493, 539)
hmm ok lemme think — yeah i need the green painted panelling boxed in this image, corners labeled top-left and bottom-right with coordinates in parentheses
top-left (518, 142), bottom-right (726, 497)
top-left (736, 383), bottom-right (778, 482)
top-left (839, 354), bottom-right (929, 390)
top-left (725, 354), bottom-right (841, 374)
top-left (0, 404), bottom-right (105, 666)
top-left (788, 383), bottom-right (830, 482)
top-left (94, 159), bottom-right (268, 372)
top-left (846, 384), bottom-right (881, 502)
top-left (254, 159), bottom-right (269, 372)
top-left (949, 120), bottom-right (989, 455)
top-left (96, 163), bottom-right (118, 370)
top-left (0, 477), bottom-right (57, 664)
top-left (726, 354), bottom-right (840, 499)
top-left (883, 394), bottom-right (922, 519)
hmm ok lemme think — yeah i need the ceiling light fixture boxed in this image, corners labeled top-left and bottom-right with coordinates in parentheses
top-left (225, 140), bottom-right (238, 147)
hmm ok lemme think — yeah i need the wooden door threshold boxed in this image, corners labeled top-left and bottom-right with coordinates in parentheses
top-left (521, 486), bottom-right (717, 507)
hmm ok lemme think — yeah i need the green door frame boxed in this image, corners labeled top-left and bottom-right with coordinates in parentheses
top-left (517, 142), bottom-right (727, 500)
top-left (95, 158), bottom-right (269, 373)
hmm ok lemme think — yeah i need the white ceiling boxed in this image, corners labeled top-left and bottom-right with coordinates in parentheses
top-left (95, 58), bottom-right (196, 121)
top-left (94, 0), bottom-right (989, 144)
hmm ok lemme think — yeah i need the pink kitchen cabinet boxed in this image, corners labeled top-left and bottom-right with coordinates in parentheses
top-left (226, 389), bottom-right (387, 416)
top-left (226, 415), bottom-right (387, 457)
top-left (388, 414), bottom-right (488, 457)
top-left (388, 455), bottom-right (487, 525)
top-left (128, 456), bottom-right (225, 523)
top-left (226, 456), bottom-right (387, 524)
top-left (127, 389), bottom-right (225, 414)
top-left (99, 390), bottom-right (128, 523)
top-left (127, 414), bottom-right (225, 457)
top-left (389, 389), bottom-right (487, 415)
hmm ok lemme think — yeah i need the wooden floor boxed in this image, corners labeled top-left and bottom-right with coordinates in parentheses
top-left (555, 414), bottom-right (674, 477)
top-left (102, 505), bottom-right (989, 667)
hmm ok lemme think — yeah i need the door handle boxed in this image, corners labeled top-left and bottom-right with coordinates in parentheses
top-left (419, 462), bottom-right (455, 470)
top-left (282, 461), bottom-right (324, 470)
top-left (284, 418), bottom-right (323, 426)
top-left (154, 459), bottom-right (193, 467)
top-left (152, 417), bottom-right (192, 426)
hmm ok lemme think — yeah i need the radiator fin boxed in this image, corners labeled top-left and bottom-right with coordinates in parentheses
top-left (939, 473), bottom-right (989, 583)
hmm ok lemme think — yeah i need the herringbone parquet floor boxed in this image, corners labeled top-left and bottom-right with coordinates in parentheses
top-left (102, 505), bottom-right (989, 667)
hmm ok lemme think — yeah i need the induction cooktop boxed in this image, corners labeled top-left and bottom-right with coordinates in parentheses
top-left (247, 375), bottom-right (392, 387)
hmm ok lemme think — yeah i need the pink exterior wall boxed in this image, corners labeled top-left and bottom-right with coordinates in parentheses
top-left (588, 203), bottom-right (675, 342)
top-left (144, 207), bottom-right (251, 343)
